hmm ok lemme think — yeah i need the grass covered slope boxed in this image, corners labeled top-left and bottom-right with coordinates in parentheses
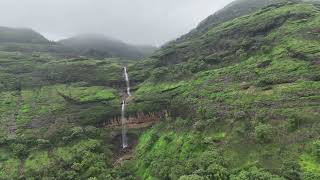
top-left (0, 48), bottom-right (127, 178)
top-left (177, 0), bottom-right (320, 43)
top-left (127, 1), bottom-right (320, 179)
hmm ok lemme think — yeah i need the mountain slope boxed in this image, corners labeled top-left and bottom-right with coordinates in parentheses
top-left (59, 34), bottom-right (157, 59)
top-left (176, 0), bottom-right (320, 44)
top-left (0, 26), bottom-right (49, 44)
top-left (176, 0), bottom-right (281, 43)
top-left (0, 26), bottom-right (77, 55)
top-left (126, 1), bottom-right (320, 179)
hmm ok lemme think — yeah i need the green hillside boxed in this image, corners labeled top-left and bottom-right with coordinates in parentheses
top-left (0, 27), bottom-right (49, 44)
top-left (177, 0), bottom-right (319, 43)
top-left (127, 1), bottom-right (320, 179)
top-left (0, 0), bottom-right (319, 179)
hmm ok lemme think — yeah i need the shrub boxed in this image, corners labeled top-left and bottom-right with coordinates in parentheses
top-left (287, 118), bottom-right (300, 132)
top-left (302, 172), bottom-right (320, 180)
top-left (150, 158), bottom-right (173, 179)
top-left (234, 111), bottom-right (246, 120)
top-left (179, 174), bottom-right (206, 180)
top-left (193, 120), bottom-right (208, 131)
top-left (84, 126), bottom-right (100, 138)
top-left (170, 164), bottom-right (188, 180)
top-left (206, 163), bottom-right (229, 180)
top-left (36, 139), bottom-right (50, 148)
top-left (10, 143), bottom-right (29, 158)
top-left (254, 123), bottom-right (273, 143)
top-left (257, 60), bottom-right (272, 68)
top-left (175, 117), bottom-right (192, 128)
top-left (197, 106), bottom-right (207, 120)
top-left (62, 126), bottom-right (85, 142)
top-left (197, 150), bottom-right (223, 168)
top-left (231, 166), bottom-right (284, 180)
top-left (312, 140), bottom-right (320, 159)
top-left (280, 159), bottom-right (302, 180)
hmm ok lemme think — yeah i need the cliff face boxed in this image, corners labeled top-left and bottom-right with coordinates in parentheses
top-left (100, 111), bottom-right (167, 128)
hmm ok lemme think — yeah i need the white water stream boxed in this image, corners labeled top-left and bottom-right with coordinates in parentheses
top-left (124, 67), bottom-right (131, 96)
top-left (121, 100), bottom-right (128, 148)
top-left (122, 67), bottom-right (131, 149)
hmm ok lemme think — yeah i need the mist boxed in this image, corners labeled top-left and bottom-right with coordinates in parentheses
top-left (0, 0), bottom-right (234, 46)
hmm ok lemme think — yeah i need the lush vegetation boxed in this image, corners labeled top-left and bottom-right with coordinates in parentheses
top-left (123, 1), bottom-right (320, 179)
top-left (0, 49), bottom-right (125, 179)
top-left (0, 0), bottom-right (319, 179)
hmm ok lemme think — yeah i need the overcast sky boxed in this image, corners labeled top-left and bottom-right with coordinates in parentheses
top-left (0, 0), bottom-right (234, 46)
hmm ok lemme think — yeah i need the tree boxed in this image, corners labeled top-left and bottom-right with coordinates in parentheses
top-left (231, 166), bottom-right (284, 180)
top-left (254, 123), bottom-right (273, 143)
top-left (170, 164), bottom-right (188, 180)
top-left (280, 159), bottom-right (302, 180)
top-left (10, 143), bottom-right (29, 158)
top-left (206, 164), bottom-right (229, 180)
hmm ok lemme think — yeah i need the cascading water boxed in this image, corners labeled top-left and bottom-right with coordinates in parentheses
top-left (121, 100), bottom-right (128, 148)
top-left (124, 67), bottom-right (131, 96)
top-left (121, 67), bottom-right (131, 149)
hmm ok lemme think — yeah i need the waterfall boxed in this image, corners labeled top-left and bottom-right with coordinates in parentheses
top-left (124, 67), bottom-right (131, 97)
top-left (121, 66), bottom-right (131, 149)
top-left (121, 100), bottom-right (128, 148)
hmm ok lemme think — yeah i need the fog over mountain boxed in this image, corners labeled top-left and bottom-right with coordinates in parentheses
top-left (0, 0), bottom-right (234, 46)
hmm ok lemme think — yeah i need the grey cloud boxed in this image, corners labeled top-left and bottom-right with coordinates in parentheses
top-left (0, 0), bottom-right (234, 45)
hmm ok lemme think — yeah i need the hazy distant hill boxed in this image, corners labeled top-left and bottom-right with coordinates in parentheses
top-left (59, 34), bottom-right (157, 59)
top-left (0, 27), bottom-right (156, 58)
top-left (0, 26), bottom-right (49, 44)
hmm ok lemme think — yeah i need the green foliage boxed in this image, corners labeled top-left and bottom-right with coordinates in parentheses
top-left (198, 163), bottom-right (229, 179)
top-left (312, 140), bottom-right (320, 159)
top-left (10, 143), bottom-right (29, 158)
top-left (230, 166), bottom-right (284, 180)
top-left (134, 123), bottom-right (229, 180)
top-left (300, 140), bottom-right (320, 177)
top-left (0, 157), bottom-right (20, 179)
top-left (21, 138), bottom-right (112, 179)
top-left (57, 85), bottom-right (117, 103)
top-left (254, 124), bottom-right (273, 143)
top-left (24, 151), bottom-right (51, 178)
top-left (178, 174), bottom-right (206, 180)
top-left (280, 159), bottom-right (302, 180)
top-left (111, 160), bottom-right (137, 180)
